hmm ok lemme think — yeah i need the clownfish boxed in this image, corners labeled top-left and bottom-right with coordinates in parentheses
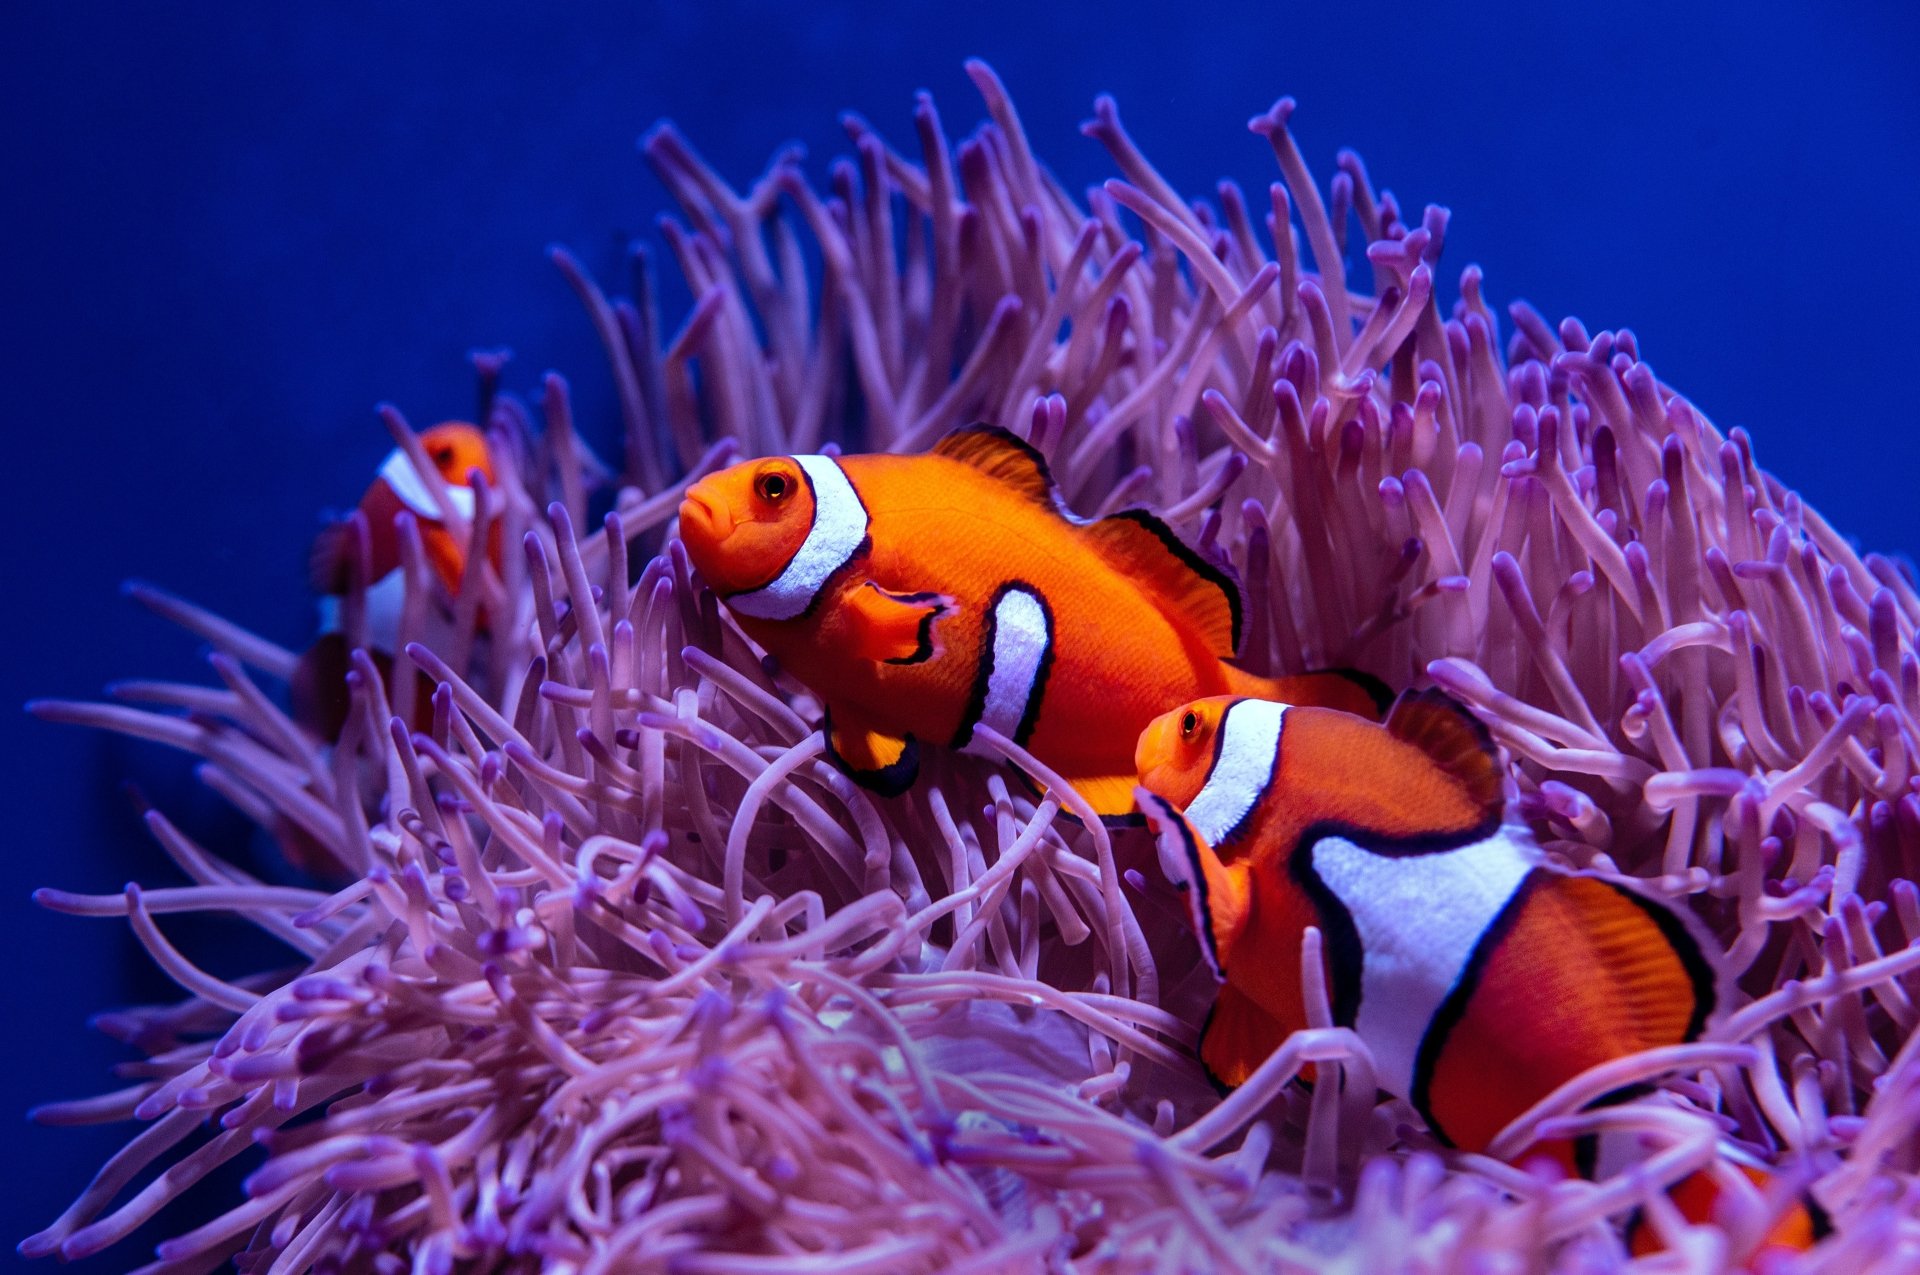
top-left (291, 422), bottom-right (498, 741)
top-left (676, 425), bottom-right (1388, 818)
top-left (1136, 692), bottom-right (1824, 1256)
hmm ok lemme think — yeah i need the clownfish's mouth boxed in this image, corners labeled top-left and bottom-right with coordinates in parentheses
top-left (678, 487), bottom-right (734, 547)
top-left (1134, 710), bottom-right (1180, 790)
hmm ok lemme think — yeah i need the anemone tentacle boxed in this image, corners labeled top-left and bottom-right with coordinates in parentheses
top-left (25, 65), bottom-right (1920, 1273)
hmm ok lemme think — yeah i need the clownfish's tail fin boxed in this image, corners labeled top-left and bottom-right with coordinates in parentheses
top-left (1225, 664), bottom-right (1394, 722)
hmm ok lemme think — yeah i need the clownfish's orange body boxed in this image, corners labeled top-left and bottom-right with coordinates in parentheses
top-left (1137, 692), bottom-right (1822, 1257)
top-left (292, 422), bottom-right (499, 742)
top-left (677, 425), bottom-right (1386, 817)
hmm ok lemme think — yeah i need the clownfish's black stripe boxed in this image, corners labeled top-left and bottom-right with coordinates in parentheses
top-left (1405, 867), bottom-right (1549, 1148)
top-left (1284, 832), bottom-right (1368, 1037)
top-left (1807, 1193), bottom-right (1834, 1239)
top-left (1273, 810), bottom-right (1513, 1080)
top-left (1099, 508), bottom-right (1244, 653)
top-left (880, 590), bottom-right (947, 666)
top-left (950, 579), bottom-right (1053, 751)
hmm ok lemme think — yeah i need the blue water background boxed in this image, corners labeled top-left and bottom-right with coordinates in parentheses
top-left (3, 3), bottom-right (1916, 1266)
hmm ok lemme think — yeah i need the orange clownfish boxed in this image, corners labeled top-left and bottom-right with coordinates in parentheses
top-left (676, 425), bottom-right (1387, 817)
top-left (292, 421), bottom-right (498, 741)
top-left (1137, 692), bottom-right (1822, 1256)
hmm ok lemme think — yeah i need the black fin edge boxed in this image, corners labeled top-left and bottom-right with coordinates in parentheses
top-left (1098, 508), bottom-right (1244, 653)
top-left (878, 588), bottom-right (947, 666)
top-left (820, 709), bottom-right (920, 798)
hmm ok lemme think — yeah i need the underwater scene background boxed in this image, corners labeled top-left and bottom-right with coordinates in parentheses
top-left (5, 2), bottom-right (1919, 1269)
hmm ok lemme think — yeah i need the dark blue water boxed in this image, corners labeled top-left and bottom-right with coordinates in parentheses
top-left (4, 3), bottom-right (1916, 1266)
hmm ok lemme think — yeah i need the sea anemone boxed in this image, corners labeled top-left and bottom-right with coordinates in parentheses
top-left (23, 61), bottom-right (1920, 1272)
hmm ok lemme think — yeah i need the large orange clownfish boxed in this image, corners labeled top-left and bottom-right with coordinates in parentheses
top-left (676, 425), bottom-right (1387, 817)
top-left (292, 422), bottom-right (498, 741)
top-left (1136, 692), bottom-right (1823, 1256)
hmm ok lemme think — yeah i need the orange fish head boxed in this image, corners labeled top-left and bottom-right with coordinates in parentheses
top-left (419, 421), bottom-right (495, 489)
top-left (678, 457), bottom-right (815, 596)
top-left (1136, 695), bottom-right (1243, 809)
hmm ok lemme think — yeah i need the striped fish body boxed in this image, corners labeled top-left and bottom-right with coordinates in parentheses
top-left (1140, 695), bottom-right (1820, 1257)
top-left (292, 422), bottom-right (498, 743)
top-left (1137, 693), bottom-right (1719, 1150)
top-left (678, 426), bottom-right (1384, 816)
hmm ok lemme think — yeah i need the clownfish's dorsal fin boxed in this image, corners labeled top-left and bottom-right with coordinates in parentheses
top-left (932, 424), bottom-right (1061, 509)
top-left (1385, 689), bottom-right (1504, 821)
top-left (1081, 511), bottom-right (1241, 657)
top-left (931, 424), bottom-right (1242, 656)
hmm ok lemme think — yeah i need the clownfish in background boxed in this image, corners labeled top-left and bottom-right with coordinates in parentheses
top-left (1136, 692), bottom-right (1823, 1256)
top-left (291, 421), bottom-right (499, 741)
top-left (676, 425), bottom-right (1387, 818)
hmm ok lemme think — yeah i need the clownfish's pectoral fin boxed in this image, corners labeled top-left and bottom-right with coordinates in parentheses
top-left (843, 582), bottom-right (949, 666)
top-left (1138, 788), bottom-right (1254, 981)
top-left (822, 709), bottom-right (920, 797)
top-left (1198, 982), bottom-right (1294, 1091)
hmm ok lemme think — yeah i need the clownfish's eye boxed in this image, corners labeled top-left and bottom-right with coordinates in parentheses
top-left (432, 446), bottom-right (457, 469)
top-left (1180, 710), bottom-right (1200, 739)
top-left (755, 471), bottom-right (792, 503)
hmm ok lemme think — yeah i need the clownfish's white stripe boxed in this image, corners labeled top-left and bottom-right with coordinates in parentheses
top-left (1308, 828), bottom-right (1534, 1099)
top-left (379, 449), bottom-right (477, 522)
top-left (1185, 700), bottom-right (1287, 848)
top-left (728, 455), bottom-right (868, 621)
top-left (316, 567), bottom-right (408, 652)
top-left (971, 586), bottom-right (1051, 747)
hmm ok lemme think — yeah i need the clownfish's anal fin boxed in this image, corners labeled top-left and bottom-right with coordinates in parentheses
top-left (822, 710), bottom-right (920, 797)
top-left (1198, 982), bottom-right (1293, 1092)
top-left (933, 424), bottom-right (1060, 508)
top-left (1386, 688), bottom-right (1504, 820)
top-left (1065, 774), bottom-right (1144, 822)
top-left (844, 582), bottom-right (948, 665)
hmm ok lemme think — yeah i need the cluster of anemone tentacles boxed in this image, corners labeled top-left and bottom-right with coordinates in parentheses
top-left (26, 62), bottom-right (1920, 1274)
